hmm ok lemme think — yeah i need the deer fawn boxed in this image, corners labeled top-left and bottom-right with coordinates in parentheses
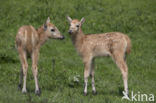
top-left (67, 16), bottom-right (131, 96)
top-left (16, 17), bottom-right (64, 95)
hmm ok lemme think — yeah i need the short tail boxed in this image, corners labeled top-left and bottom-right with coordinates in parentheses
top-left (125, 35), bottom-right (131, 55)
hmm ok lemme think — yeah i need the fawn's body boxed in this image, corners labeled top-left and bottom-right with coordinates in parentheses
top-left (67, 16), bottom-right (131, 96)
top-left (16, 17), bottom-right (64, 95)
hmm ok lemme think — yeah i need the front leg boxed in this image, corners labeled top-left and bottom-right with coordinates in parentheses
top-left (83, 57), bottom-right (92, 96)
top-left (90, 59), bottom-right (96, 95)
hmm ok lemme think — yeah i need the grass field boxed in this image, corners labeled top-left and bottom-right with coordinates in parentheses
top-left (0, 0), bottom-right (156, 103)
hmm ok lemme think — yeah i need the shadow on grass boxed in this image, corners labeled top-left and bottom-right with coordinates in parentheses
top-left (0, 54), bottom-right (18, 64)
top-left (96, 87), bottom-right (123, 97)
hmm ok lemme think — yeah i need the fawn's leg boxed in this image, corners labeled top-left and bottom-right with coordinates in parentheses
top-left (90, 58), bottom-right (96, 95)
top-left (18, 66), bottom-right (23, 90)
top-left (112, 52), bottom-right (128, 95)
top-left (83, 57), bottom-right (92, 96)
top-left (32, 49), bottom-right (40, 95)
top-left (18, 47), bottom-right (28, 93)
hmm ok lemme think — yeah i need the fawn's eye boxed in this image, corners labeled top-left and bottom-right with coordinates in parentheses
top-left (51, 29), bottom-right (55, 32)
top-left (76, 25), bottom-right (79, 27)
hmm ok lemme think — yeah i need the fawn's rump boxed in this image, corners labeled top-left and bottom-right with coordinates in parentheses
top-left (16, 26), bottom-right (39, 53)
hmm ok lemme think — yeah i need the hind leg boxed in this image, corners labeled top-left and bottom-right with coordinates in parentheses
top-left (18, 66), bottom-right (23, 90)
top-left (18, 47), bottom-right (28, 93)
top-left (112, 52), bottom-right (128, 95)
top-left (32, 49), bottom-right (41, 95)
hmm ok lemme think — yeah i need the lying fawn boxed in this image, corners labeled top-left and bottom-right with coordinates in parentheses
top-left (16, 17), bottom-right (64, 95)
top-left (67, 16), bottom-right (131, 96)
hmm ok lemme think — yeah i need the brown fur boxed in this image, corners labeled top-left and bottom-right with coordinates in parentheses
top-left (125, 35), bottom-right (131, 54)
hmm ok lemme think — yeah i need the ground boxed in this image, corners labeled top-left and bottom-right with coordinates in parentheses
top-left (0, 0), bottom-right (156, 103)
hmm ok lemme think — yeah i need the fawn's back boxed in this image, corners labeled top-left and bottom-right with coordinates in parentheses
top-left (81, 32), bottom-right (131, 57)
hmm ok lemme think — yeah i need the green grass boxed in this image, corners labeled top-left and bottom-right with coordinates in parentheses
top-left (0, 0), bottom-right (156, 103)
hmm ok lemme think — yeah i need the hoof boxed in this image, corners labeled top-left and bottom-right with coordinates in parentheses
top-left (35, 88), bottom-right (41, 96)
top-left (92, 91), bottom-right (97, 95)
top-left (83, 92), bottom-right (87, 96)
top-left (123, 91), bottom-right (129, 96)
top-left (122, 91), bottom-right (130, 101)
top-left (22, 90), bottom-right (27, 94)
top-left (18, 84), bottom-right (22, 90)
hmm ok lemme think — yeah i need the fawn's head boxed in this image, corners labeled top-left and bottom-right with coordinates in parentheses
top-left (67, 16), bottom-right (85, 35)
top-left (44, 17), bottom-right (64, 40)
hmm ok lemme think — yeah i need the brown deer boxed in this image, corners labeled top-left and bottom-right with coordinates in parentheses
top-left (16, 17), bottom-right (64, 95)
top-left (67, 16), bottom-right (131, 96)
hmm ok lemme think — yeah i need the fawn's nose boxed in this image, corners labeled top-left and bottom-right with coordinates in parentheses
top-left (68, 30), bottom-right (72, 34)
top-left (60, 35), bottom-right (65, 40)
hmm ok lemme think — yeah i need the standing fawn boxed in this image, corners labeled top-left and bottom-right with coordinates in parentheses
top-left (16, 17), bottom-right (64, 95)
top-left (67, 16), bottom-right (131, 96)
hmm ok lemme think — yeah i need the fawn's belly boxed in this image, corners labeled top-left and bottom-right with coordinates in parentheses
top-left (93, 49), bottom-right (110, 57)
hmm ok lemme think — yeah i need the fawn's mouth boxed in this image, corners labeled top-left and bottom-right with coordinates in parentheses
top-left (57, 36), bottom-right (65, 40)
top-left (52, 36), bottom-right (65, 40)
top-left (59, 36), bottom-right (65, 40)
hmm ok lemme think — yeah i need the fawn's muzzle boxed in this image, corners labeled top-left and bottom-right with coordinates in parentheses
top-left (60, 35), bottom-right (65, 40)
top-left (68, 30), bottom-right (72, 34)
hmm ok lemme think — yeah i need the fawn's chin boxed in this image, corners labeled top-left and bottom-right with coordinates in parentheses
top-left (68, 32), bottom-right (72, 35)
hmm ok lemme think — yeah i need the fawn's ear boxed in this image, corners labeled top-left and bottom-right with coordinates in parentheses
top-left (67, 16), bottom-right (72, 23)
top-left (44, 17), bottom-right (50, 30)
top-left (44, 23), bottom-right (47, 30)
top-left (46, 17), bottom-right (51, 24)
top-left (80, 17), bottom-right (85, 25)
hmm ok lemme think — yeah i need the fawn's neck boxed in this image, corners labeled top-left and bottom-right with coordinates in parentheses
top-left (37, 26), bottom-right (49, 46)
top-left (71, 29), bottom-right (85, 51)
